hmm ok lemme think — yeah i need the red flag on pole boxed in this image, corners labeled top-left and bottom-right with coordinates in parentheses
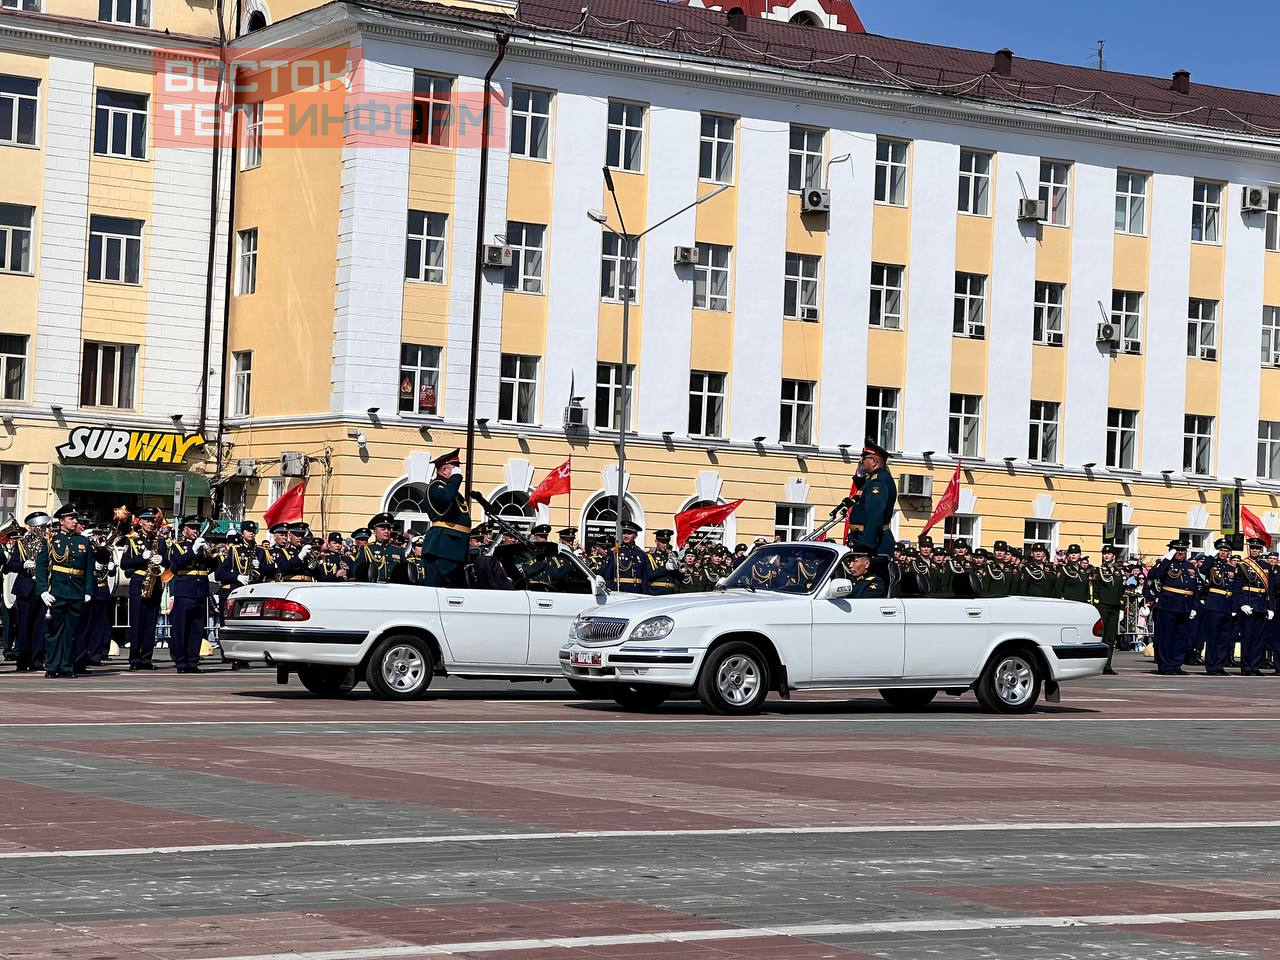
top-left (1241, 505), bottom-right (1272, 549)
top-left (263, 479), bottom-right (306, 528)
top-left (919, 462), bottom-right (961, 539)
top-left (527, 458), bottom-right (572, 508)
top-left (675, 499), bottom-right (744, 548)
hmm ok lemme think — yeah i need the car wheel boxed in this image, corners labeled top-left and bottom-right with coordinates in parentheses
top-left (878, 688), bottom-right (937, 710)
top-left (365, 635), bottom-right (434, 700)
top-left (611, 684), bottom-right (670, 710)
top-left (975, 648), bottom-right (1042, 714)
top-left (296, 665), bottom-right (357, 697)
top-left (697, 641), bottom-right (770, 715)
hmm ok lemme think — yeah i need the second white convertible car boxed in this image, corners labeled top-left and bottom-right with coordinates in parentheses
top-left (562, 541), bottom-right (1108, 714)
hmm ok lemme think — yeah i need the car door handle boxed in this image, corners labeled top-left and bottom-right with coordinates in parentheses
top-left (446, 597), bottom-right (464, 606)
top-left (880, 606), bottom-right (897, 616)
top-left (966, 608), bottom-right (982, 617)
top-left (536, 599), bottom-right (554, 608)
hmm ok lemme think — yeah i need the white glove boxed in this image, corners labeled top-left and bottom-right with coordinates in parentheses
top-left (1187, 609), bottom-right (1197, 620)
top-left (299, 545), bottom-right (312, 559)
top-left (1241, 605), bottom-right (1254, 617)
top-left (251, 559), bottom-right (260, 570)
top-left (40, 591), bottom-right (53, 606)
top-left (192, 538), bottom-right (206, 552)
top-left (84, 594), bottom-right (92, 603)
top-left (23, 559), bottom-right (33, 571)
top-left (155, 563), bottom-right (167, 574)
top-left (142, 549), bottom-right (153, 561)
top-left (1270, 611), bottom-right (1276, 621)
top-left (108, 563), bottom-right (117, 574)
top-left (237, 574), bottom-right (249, 585)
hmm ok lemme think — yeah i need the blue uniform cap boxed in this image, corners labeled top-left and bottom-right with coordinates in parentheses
top-left (240, 520), bottom-right (259, 533)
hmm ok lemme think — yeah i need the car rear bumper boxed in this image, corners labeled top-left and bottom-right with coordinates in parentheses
top-left (1049, 642), bottom-right (1109, 680)
top-left (221, 625), bottom-right (369, 665)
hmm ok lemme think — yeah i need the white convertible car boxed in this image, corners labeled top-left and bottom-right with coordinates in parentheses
top-left (562, 541), bottom-right (1109, 714)
top-left (219, 543), bottom-right (608, 698)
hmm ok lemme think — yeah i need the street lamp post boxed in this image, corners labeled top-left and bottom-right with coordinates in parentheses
top-left (588, 170), bottom-right (730, 584)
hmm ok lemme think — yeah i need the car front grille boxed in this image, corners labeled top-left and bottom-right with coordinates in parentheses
top-left (576, 617), bottom-right (629, 645)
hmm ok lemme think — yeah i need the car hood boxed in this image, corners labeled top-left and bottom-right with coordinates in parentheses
top-left (595, 589), bottom-right (799, 621)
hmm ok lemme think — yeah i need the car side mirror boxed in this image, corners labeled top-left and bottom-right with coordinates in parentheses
top-left (825, 578), bottom-right (853, 600)
top-left (715, 576), bottom-right (729, 590)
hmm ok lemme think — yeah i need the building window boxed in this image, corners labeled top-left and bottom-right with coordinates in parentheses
top-left (236, 228), bottom-right (257, 296)
top-left (1183, 414), bottom-right (1214, 476)
top-left (93, 90), bottom-right (147, 159)
top-left (80, 341), bottom-right (137, 409)
top-left (498, 354), bottom-right (538, 425)
top-left (0, 463), bottom-right (18, 518)
top-left (0, 204), bottom-right (33, 274)
top-left (87, 215), bottom-right (142, 284)
top-left (699, 114), bottom-right (735, 184)
top-left (1115, 170), bottom-right (1148, 236)
top-left (779, 379), bottom-right (815, 445)
top-left (774, 504), bottom-right (812, 542)
top-left (1191, 180), bottom-right (1222, 244)
top-left (0, 75), bottom-right (38, 147)
top-left (788, 125), bottom-right (823, 192)
top-left (687, 370), bottom-right (726, 439)
top-left (231, 350), bottom-right (251, 417)
top-left (784, 252), bottom-right (820, 321)
top-left (1187, 297), bottom-right (1218, 361)
top-left (584, 495), bottom-right (637, 543)
top-left (1261, 306), bottom-right (1280, 368)
top-left (869, 263), bottom-right (904, 329)
top-left (1023, 519), bottom-right (1057, 554)
top-left (953, 272), bottom-right (986, 339)
top-left (605, 100), bottom-right (644, 172)
top-left (1259, 421), bottom-right (1280, 480)
top-left (503, 221), bottom-right (545, 294)
top-left (411, 73), bottom-right (453, 147)
top-left (874, 138), bottom-right (908, 205)
top-left (865, 386), bottom-right (899, 452)
top-left (98, 0), bottom-right (149, 27)
top-left (489, 489), bottom-right (536, 536)
top-left (692, 243), bottom-right (730, 312)
top-left (957, 149), bottom-right (992, 216)
top-left (944, 515), bottom-right (977, 550)
top-left (0, 334), bottom-right (26, 401)
top-left (1038, 160), bottom-right (1070, 226)
top-left (948, 393), bottom-right (981, 457)
top-left (1106, 408), bottom-right (1138, 470)
top-left (1032, 281), bottom-right (1065, 346)
top-left (510, 86), bottom-right (551, 160)
top-left (594, 362), bottom-right (634, 431)
top-left (240, 101), bottom-right (263, 170)
top-left (405, 210), bottom-right (447, 284)
top-left (1027, 400), bottom-right (1060, 464)
top-left (398, 343), bottom-right (441, 416)
top-left (1268, 190), bottom-right (1279, 253)
top-left (600, 233), bottom-right (637, 303)
top-left (1112, 290), bottom-right (1143, 354)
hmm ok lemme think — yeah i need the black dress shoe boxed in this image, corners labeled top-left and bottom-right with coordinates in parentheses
top-left (187, 666), bottom-right (203, 673)
top-left (135, 662), bottom-right (156, 670)
top-left (44, 671), bottom-right (58, 678)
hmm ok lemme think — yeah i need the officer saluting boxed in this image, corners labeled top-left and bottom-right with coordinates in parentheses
top-left (421, 449), bottom-right (471, 587)
top-left (1233, 537), bottom-right (1273, 676)
top-left (1144, 539), bottom-right (1199, 676)
top-left (36, 504), bottom-right (92, 678)
top-left (845, 439), bottom-right (897, 560)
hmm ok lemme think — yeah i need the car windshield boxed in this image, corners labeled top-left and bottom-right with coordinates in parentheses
top-left (720, 544), bottom-right (837, 594)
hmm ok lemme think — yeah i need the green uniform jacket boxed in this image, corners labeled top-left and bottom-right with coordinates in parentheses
top-left (848, 573), bottom-right (886, 598)
top-left (38, 531), bottom-right (92, 599)
top-left (1091, 567), bottom-right (1125, 608)
top-left (1058, 565), bottom-right (1092, 603)
top-left (1018, 564), bottom-right (1061, 598)
top-left (422, 474), bottom-right (472, 564)
top-left (845, 466), bottom-right (897, 558)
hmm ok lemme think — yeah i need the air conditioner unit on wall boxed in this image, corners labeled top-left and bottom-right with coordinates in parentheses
top-left (563, 403), bottom-right (587, 429)
top-left (1018, 198), bottom-right (1048, 221)
top-left (1242, 185), bottom-right (1271, 213)
top-left (1096, 322), bottom-right (1119, 345)
top-left (673, 245), bottom-right (699, 265)
top-left (900, 473), bottom-right (933, 498)
top-left (235, 458), bottom-right (256, 478)
top-left (280, 451), bottom-right (306, 477)
top-left (482, 244), bottom-right (512, 268)
top-left (802, 188), bottom-right (830, 214)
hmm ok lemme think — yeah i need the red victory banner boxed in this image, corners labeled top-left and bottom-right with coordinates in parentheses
top-left (675, 498), bottom-right (744, 548)
top-left (919, 462), bottom-right (961, 539)
top-left (263, 479), bottom-right (306, 528)
top-left (527, 458), bottom-right (571, 508)
top-left (1241, 505), bottom-right (1272, 549)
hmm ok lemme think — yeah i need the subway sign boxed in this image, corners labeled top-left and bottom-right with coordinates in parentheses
top-left (56, 427), bottom-right (204, 466)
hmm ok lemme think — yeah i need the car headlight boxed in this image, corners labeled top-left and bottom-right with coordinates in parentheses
top-left (630, 616), bottom-right (674, 640)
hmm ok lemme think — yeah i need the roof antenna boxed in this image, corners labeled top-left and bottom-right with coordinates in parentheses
top-left (1094, 40), bottom-right (1105, 71)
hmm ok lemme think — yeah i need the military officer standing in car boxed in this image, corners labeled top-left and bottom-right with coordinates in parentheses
top-left (845, 440), bottom-right (897, 560)
top-left (36, 504), bottom-right (92, 679)
top-left (419, 449), bottom-right (471, 587)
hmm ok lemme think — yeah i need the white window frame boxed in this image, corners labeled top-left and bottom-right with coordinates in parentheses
top-left (869, 262), bottom-right (904, 330)
top-left (0, 203), bottom-right (33, 275)
top-left (953, 272), bottom-right (987, 339)
top-left (0, 0), bottom-right (41, 12)
top-left (1268, 189), bottom-right (1279, 253)
top-left (865, 385), bottom-right (899, 453)
top-left (1191, 180), bottom-right (1223, 244)
top-left (699, 114), bottom-right (735, 185)
top-left (1023, 519), bottom-right (1058, 554)
top-left (600, 233), bottom-right (637, 303)
top-left (788, 125), bottom-right (824, 193)
top-left (1112, 290), bottom-right (1143, 354)
top-left (1106, 408), bottom-right (1138, 471)
top-left (398, 342), bottom-right (441, 416)
top-left (957, 149), bottom-right (992, 216)
top-left (692, 243), bottom-right (731, 312)
top-left (231, 350), bottom-right (252, 417)
top-left (594, 362), bottom-right (635, 432)
top-left (0, 75), bottom-right (39, 147)
top-left (1258, 420), bottom-right (1280, 481)
top-left (412, 73), bottom-right (453, 148)
top-left (498, 353), bottom-right (538, 425)
top-left (93, 89), bottom-right (147, 160)
top-left (944, 514), bottom-right (978, 550)
top-left (1028, 399), bottom-right (1060, 464)
top-left (80, 341), bottom-right (138, 409)
top-left (1183, 414), bottom-right (1214, 476)
top-left (1032, 281), bottom-right (1065, 346)
top-left (0, 463), bottom-right (20, 521)
top-left (98, 0), bottom-right (149, 26)
top-left (1263, 306), bottom-right (1280, 367)
top-left (0, 333), bottom-right (26, 402)
top-left (87, 215), bottom-right (143, 285)
top-left (503, 221), bottom-right (545, 294)
top-left (948, 393), bottom-right (982, 457)
top-left (405, 210), bottom-right (447, 285)
top-left (1115, 170), bottom-right (1148, 236)
top-left (240, 101), bottom-right (263, 170)
top-left (510, 86), bottom-right (551, 161)
top-left (236, 228), bottom-right (257, 296)
top-left (784, 252), bottom-right (820, 321)
top-left (874, 137), bottom-right (908, 206)
top-left (774, 504), bottom-right (812, 542)
top-left (687, 370), bottom-right (726, 439)
top-left (779, 379), bottom-right (815, 446)
top-left (1187, 297), bottom-right (1218, 361)
top-left (1038, 159), bottom-right (1071, 227)
top-left (605, 100), bottom-right (644, 173)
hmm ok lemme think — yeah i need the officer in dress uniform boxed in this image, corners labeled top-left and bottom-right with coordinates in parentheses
top-left (1197, 538), bottom-right (1237, 676)
top-left (119, 507), bottom-right (166, 671)
top-left (163, 517), bottom-right (215, 673)
top-left (7, 511), bottom-right (49, 672)
top-left (348, 528), bottom-right (370, 569)
top-left (991, 540), bottom-right (1012, 575)
top-left (976, 549), bottom-right (1012, 597)
top-left (316, 533), bottom-right (353, 583)
top-left (645, 530), bottom-right (681, 596)
top-left (77, 527), bottom-right (115, 670)
top-left (1144, 539), bottom-right (1199, 676)
top-left (1232, 537), bottom-right (1274, 676)
top-left (1018, 543), bottom-right (1060, 598)
top-left (262, 523), bottom-right (290, 581)
top-left (601, 521), bottom-right (647, 593)
top-left (841, 544), bottom-right (886, 598)
top-left (353, 513), bottom-right (404, 583)
top-left (399, 536), bottom-right (429, 584)
top-left (1057, 545), bottom-right (1092, 603)
top-left (275, 522), bottom-right (317, 582)
top-left (1091, 544), bottom-right (1126, 675)
top-left (36, 504), bottom-right (92, 678)
top-left (217, 520), bottom-right (268, 594)
top-left (845, 440), bottom-right (897, 560)
top-left (421, 449), bottom-right (471, 587)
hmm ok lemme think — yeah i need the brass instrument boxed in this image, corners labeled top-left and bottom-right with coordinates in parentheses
top-left (0, 515), bottom-right (22, 541)
top-left (141, 534), bottom-right (164, 599)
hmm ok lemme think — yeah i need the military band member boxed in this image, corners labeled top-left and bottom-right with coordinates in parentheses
top-left (1057, 545), bottom-right (1091, 603)
top-left (1233, 537), bottom-right (1273, 676)
top-left (7, 511), bottom-right (49, 672)
top-left (1196, 538), bottom-right (1236, 676)
top-left (421, 449), bottom-right (471, 587)
top-left (276, 522), bottom-right (317, 582)
top-left (646, 529), bottom-right (680, 596)
top-left (353, 513), bottom-right (404, 583)
top-left (217, 521), bottom-right (267, 593)
top-left (399, 537), bottom-right (429, 584)
top-left (841, 544), bottom-right (886, 598)
top-left (601, 521), bottom-right (647, 593)
top-left (845, 440), bottom-right (897, 559)
top-left (1144, 539), bottom-right (1199, 676)
top-left (263, 523), bottom-right (290, 581)
top-left (77, 528), bottom-right (114, 669)
top-left (163, 517), bottom-right (214, 673)
top-left (120, 507), bottom-right (164, 671)
top-left (316, 533), bottom-right (353, 582)
top-left (557, 527), bottom-right (576, 551)
top-left (1018, 543), bottom-right (1060, 598)
top-left (35, 504), bottom-right (92, 678)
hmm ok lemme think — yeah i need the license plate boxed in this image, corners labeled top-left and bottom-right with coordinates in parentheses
top-left (570, 651), bottom-right (602, 667)
top-left (238, 600), bottom-right (262, 618)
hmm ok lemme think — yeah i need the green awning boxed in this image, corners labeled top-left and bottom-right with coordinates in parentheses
top-left (52, 465), bottom-right (211, 499)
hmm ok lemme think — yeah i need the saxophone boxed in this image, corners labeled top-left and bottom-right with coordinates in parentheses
top-left (141, 535), bottom-right (162, 600)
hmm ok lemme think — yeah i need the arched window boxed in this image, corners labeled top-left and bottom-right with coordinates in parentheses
top-left (582, 495), bottom-right (641, 545)
top-left (246, 10), bottom-right (267, 30)
top-left (790, 11), bottom-right (820, 25)
top-left (488, 489), bottom-right (535, 536)
top-left (385, 481), bottom-right (430, 534)
top-left (679, 498), bottom-right (729, 547)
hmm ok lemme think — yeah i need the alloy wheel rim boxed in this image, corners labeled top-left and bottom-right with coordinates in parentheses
top-left (382, 645), bottom-right (425, 692)
top-left (717, 654), bottom-right (761, 705)
top-left (995, 656), bottom-right (1033, 704)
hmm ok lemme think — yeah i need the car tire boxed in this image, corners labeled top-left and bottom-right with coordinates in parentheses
top-left (975, 647), bottom-right (1042, 714)
top-left (365, 635), bottom-right (434, 700)
top-left (611, 684), bottom-right (670, 710)
top-left (697, 641), bottom-right (770, 715)
top-left (878, 688), bottom-right (937, 710)
top-left (296, 665), bottom-right (357, 697)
